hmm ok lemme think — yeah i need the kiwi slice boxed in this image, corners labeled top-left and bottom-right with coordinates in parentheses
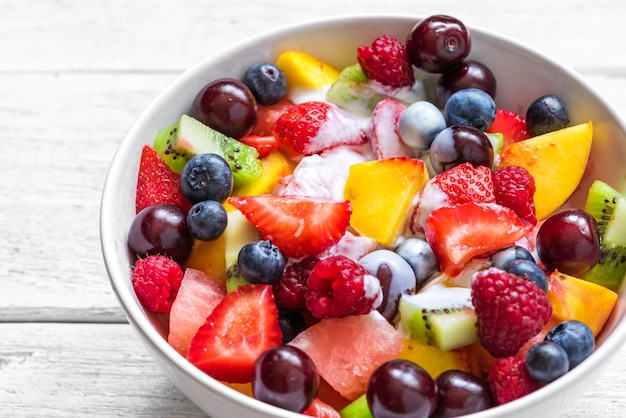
top-left (339, 394), bottom-right (373, 418)
top-left (398, 286), bottom-right (477, 352)
top-left (223, 210), bottom-right (261, 292)
top-left (326, 64), bottom-right (386, 116)
top-left (581, 180), bottom-right (626, 291)
top-left (153, 114), bottom-right (262, 187)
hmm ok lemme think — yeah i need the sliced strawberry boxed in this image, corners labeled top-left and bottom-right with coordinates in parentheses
top-left (272, 101), bottom-right (368, 156)
top-left (429, 162), bottom-right (495, 205)
top-left (486, 109), bottom-right (530, 147)
top-left (186, 284), bottom-right (282, 383)
top-left (238, 134), bottom-right (280, 159)
top-left (370, 98), bottom-right (413, 159)
top-left (229, 195), bottom-right (352, 258)
top-left (425, 202), bottom-right (534, 276)
top-left (135, 144), bottom-right (192, 213)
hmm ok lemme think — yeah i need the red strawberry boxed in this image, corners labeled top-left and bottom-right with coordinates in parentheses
top-left (486, 109), bottom-right (530, 146)
top-left (131, 255), bottom-right (183, 314)
top-left (357, 35), bottom-right (415, 89)
top-left (238, 134), bottom-right (280, 159)
top-left (425, 202), bottom-right (534, 275)
top-left (229, 195), bottom-right (352, 258)
top-left (272, 101), bottom-right (368, 156)
top-left (471, 267), bottom-right (552, 358)
top-left (135, 145), bottom-right (192, 213)
top-left (302, 398), bottom-right (342, 418)
top-left (429, 162), bottom-right (496, 206)
top-left (492, 165), bottom-right (537, 224)
top-left (186, 284), bottom-right (282, 383)
top-left (487, 356), bottom-right (544, 405)
top-left (370, 98), bottom-right (413, 159)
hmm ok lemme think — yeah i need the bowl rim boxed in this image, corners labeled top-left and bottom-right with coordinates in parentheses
top-left (101, 12), bottom-right (626, 417)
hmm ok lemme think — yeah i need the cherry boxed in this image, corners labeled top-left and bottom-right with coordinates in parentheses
top-left (434, 370), bottom-right (495, 417)
top-left (436, 60), bottom-right (497, 107)
top-left (429, 125), bottom-right (493, 174)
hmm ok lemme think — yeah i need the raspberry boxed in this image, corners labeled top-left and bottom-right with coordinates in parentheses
top-left (492, 165), bottom-right (537, 224)
top-left (132, 255), bottom-right (183, 314)
top-left (305, 255), bottom-right (382, 318)
top-left (471, 267), bottom-right (552, 357)
top-left (357, 35), bottom-right (415, 89)
top-left (487, 356), bottom-right (544, 405)
top-left (273, 256), bottom-right (319, 310)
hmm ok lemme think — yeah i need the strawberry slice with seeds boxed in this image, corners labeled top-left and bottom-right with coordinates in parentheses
top-left (186, 284), bottom-right (282, 383)
top-left (486, 109), bottom-right (530, 147)
top-left (425, 202), bottom-right (534, 276)
top-left (229, 195), bottom-right (352, 258)
top-left (429, 162), bottom-right (495, 205)
top-left (370, 98), bottom-right (413, 159)
top-left (272, 101), bottom-right (368, 156)
top-left (135, 144), bottom-right (192, 213)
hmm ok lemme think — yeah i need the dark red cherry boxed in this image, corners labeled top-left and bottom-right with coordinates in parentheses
top-left (436, 60), bottom-right (497, 107)
top-left (434, 370), bottom-right (495, 417)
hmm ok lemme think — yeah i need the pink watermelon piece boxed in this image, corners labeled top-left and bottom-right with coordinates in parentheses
top-left (289, 310), bottom-right (403, 400)
top-left (168, 268), bottom-right (226, 356)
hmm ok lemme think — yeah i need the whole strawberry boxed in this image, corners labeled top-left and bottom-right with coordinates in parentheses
top-left (492, 165), bottom-right (537, 224)
top-left (471, 267), bottom-right (552, 357)
top-left (132, 254), bottom-right (184, 314)
top-left (487, 356), bottom-right (544, 405)
top-left (357, 35), bottom-right (415, 89)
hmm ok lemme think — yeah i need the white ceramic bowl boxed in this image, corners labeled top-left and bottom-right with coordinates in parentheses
top-left (101, 14), bottom-right (626, 418)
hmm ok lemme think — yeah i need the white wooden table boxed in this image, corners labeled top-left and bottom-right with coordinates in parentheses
top-left (1, 0), bottom-right (625, 416)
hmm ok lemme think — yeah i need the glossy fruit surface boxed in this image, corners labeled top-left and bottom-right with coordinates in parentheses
top-left (429, 125), bottom-right (493, 174)
top-left (444, 88), bottom-right (496, 131)
top-left (367, 359), bottom-right (437, 418)
top-left (191, 78), bottom-right (258, 139)
top-left (526, 94), bottom-right (570, 136)
top-left (545, 320), bottom-right (595, 369)
top-left (436, 60), bottom-right (497, 107)
top-left (252, 345), bottom-right (319, 413)
top-left (127, 203), bottom-right (193, 264)
top-left (504, 259), bottom-right (548, 293)
top-left (394, 238), bottom-right (439, 285)
top-left (398, 101), bottom-right (446, 150)
top-left (186, 200), bottom-right (228, 241)
top-left (238, 240), bottom-right (285, 285)
top-left (525, 341), bottom-right (570, 383)
top-left (434, 370), bottom-right (495, 417)
top-left (406, 14), bottom-right (471, 73)
top-left (180, 153), bottom-right (233, 203)
top-left (490, 245), bottom-right (535, 270)
top-left (536, 209), bottom-right (600, 276)
top-left (243, 63), bottom-right (288, 106)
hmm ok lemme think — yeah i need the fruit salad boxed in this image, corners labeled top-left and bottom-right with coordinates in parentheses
top-left (125, 14), bottom-right (623, 418)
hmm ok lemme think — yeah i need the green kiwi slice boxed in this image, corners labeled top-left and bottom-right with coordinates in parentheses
top-left (153, 114), bottom-right (262, 187)
top-left (581, 180), bottom-right (626, 291)
top-left (326, 63), bottom-right (386, 116)
top-left (223, 210), bottom-right (261, 292)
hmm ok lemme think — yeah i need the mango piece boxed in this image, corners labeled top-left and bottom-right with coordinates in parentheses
top-left (183, 236), bottom-right (227, 287)
top-left (398, 338), bottom-right (479, 378)
top-left (275, 51), bottom-right (340, 89)
top-left (497, 122), bottom-right (593, 220)
top-left (547, 270), bottom-right (618, 336)
top-left (344, 157), bottom-right (429, 247)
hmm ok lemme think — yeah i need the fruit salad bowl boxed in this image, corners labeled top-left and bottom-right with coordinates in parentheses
top-left (101, 14), bottom-right (626, 418)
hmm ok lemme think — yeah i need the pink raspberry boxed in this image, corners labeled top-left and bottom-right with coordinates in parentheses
top-left (305, 255), bottom-right (382, 318)
top-left (132, 255), bottom-right (183, 314)
top-left (492, 165), bottom-right (537, 224)
top-left (487, 356), bottom-right (544, 405)
top-left (471, 267), bottom-right (552, 357)
top-left (272, 256), bottom-right (319, 311)
top-left (357, 35), bottom-right (415, 89)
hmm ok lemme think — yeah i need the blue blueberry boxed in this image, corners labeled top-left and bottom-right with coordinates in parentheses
top-left (243, 63), bottom-right (288, 106)
top-left (394, 238), bottom-right (439, 285)
top-left (545, 320), bottom-right (595, 369)
top-left (398, 101), bottom-right (447, 150)
top-left (525, 341), bottom-right (570, 383)
top-left (180, 153), bottom-right (233, 203)
top-left (444, 88), bottom-right (496, 131)
top-left (504, 259), bottom-right (548, 293)
top-left (491, 245), bottom-right (535, 270)
top-left (186, 200), bottom-right (228, 241)
top-left (238, 240), bottom-right (285, 285)
top-left (526, 94), bottom-right (569, 136)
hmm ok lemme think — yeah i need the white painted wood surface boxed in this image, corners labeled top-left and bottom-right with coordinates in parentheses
top-left (1, 0), bottom-right (625, 416)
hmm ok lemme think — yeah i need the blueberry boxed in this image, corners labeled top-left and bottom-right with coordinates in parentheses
top-left (526, 94), bottom-right (569, 136)
top-left (398, 101), bottom-right (447, 150)
top-left (278, 308), bottom-right (307, 344)
top-left (504, 259), bottom-right (548, 293)
top-left (443, 88), bottom-right (496, 131)
top-left (545, 320), bottom-right (595, 369)
top-left (238, 240), bottom-right (285, 285)
top-left (525, 341), bottom-right (569, 383)
top-left (243, 63), bottom-right (288, 106)
top-left (180, 153), bottom-right (233, 203)
top-left (491, 245), bottom-right (535, 270)
top-left (186, 200), bottom-right (228, 241)
top-left (394, 238), bottom-right (439, 285)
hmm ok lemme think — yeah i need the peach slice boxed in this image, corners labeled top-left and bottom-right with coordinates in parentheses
top-left (275, 51), bottom-right (340, 89)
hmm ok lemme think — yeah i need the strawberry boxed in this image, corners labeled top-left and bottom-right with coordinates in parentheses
top-left (487, 356), bottom-right (544, 405)
top-left (238, 134), bottom-right (280, 159)
top-left (131, 255), bottom-right (183, 314)
top-left (492, 165), bottom-right (537, 224)
top-left (486, 109), bottom-right (530, 146)
top-left (272, 101), bottom-right (368, 156)
top-left (357, 35), bottom-right (415, 89)
top-left (135, 144), bottom-right (192, 213)
top-left (302, 398), bottom-right (342, 418)
top-left (229, 195), bottom-right (352, 258)
top-left (370, 98), bottom-right (413, 159)
top-left (471, 268), bottom-right (552, 358)
top-left (425, 202), bottom-right (534, 275)
top-left (429, 162), bottom-right (496, 206)
top-left (186, 284), bottom-right (282, 383)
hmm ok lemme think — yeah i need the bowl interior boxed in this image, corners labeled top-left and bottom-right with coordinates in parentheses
top-left (101, 14), bottom-right (626, 418)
